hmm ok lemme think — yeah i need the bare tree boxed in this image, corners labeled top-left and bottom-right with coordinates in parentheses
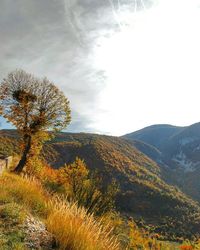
top-left (0, 69), bottom-right (71, 173)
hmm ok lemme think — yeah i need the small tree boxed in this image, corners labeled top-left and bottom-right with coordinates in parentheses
top-left (0, 69), bottom-right (71, 173)
top-left (58, 157), bottom-right (119, 215)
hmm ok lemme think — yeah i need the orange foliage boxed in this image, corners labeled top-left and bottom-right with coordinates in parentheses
top-left (39, 165), bottom-right (59, 183)
top-left (179, 246), bottom-right (194, 250)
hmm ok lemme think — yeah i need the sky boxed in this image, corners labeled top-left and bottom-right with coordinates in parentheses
top-left (1, 0), bottom-right (200, 136)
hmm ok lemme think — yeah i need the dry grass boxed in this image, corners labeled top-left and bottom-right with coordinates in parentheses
top-left (47, 198), bottom-right (119, 250)
top-left (0, 173), bottom-right (120, 250)
top-left (1, 174), bottom-right (200, 250)
top-left (0, 173), bottom-right (48, 215)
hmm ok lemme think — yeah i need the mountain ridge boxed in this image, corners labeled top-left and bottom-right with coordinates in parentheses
top-left (122, 122), bottom-right (200, 202)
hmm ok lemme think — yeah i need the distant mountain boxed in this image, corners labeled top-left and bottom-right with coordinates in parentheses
top-left (2, 129), bottom-right (200, 239)
top-left (123, 122), bottom-right (200, 201)
top-left (123, 124), bottom-right (185, 151)
top-left (128, 140), bottom-right (162, 163)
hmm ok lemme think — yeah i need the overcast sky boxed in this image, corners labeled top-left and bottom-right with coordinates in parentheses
top-left (1, 0), bottom-right (200, 135)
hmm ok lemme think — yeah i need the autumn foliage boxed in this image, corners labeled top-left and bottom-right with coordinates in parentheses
top-left (0, 70), bottom-right (71, 173)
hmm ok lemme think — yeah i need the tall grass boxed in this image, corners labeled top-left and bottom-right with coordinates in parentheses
top-left (0, 173), bottom-right (48, 215)
top-left (47, 198), bottom-right (119, 250)
top-left (0, 173), bottom-right (120, 250)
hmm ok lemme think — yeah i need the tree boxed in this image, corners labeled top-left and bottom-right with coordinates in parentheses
top-left (58, 157), bottom-right (119, 216)
top-left (0, 69), bottom-right (71, 173)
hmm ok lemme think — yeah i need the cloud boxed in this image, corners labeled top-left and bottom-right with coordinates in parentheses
top-left (0, 0), bottom-right (155, 134)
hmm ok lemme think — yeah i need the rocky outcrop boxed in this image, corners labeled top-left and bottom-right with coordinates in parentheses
top-left (23, 216), bottom-right (55, 249)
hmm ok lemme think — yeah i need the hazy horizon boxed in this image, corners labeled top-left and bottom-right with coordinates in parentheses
top-left (1, 0), bottom-right (200, 136)
top-left (1, 120), bottom-right (199, 137)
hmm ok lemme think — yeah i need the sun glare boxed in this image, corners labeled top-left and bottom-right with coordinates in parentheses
top-left (92, 0), bottom-right (200, 135)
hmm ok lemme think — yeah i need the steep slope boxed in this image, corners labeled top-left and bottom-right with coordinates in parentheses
top-left (162, 122), bottom-right (200, 165)
top-left (128, 140), bottom-right (162, 163)
top-left (42, 132), bottom-right (200, 239)
top-left (123, 122), bottom-right (200, 201)
top-left (0, 173), bottom-right (119, 250)
top-left (2, 129), bottom-right (200, 239)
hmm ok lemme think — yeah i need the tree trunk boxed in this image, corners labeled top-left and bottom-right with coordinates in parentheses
top-left (14, 135), bottom-right (32, 173)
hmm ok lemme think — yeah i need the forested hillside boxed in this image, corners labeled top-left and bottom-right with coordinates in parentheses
top-left (1, 130), bottom-right (200, 240)
top-left (123, 122), bottom-right (200, 202)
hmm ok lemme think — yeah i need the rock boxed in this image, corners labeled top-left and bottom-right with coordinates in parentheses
top-left (23, 215), bottom-right (55, 249)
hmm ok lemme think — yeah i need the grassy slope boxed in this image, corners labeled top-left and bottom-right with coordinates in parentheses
top-left (1, 172), bottom-right (196, 250)
top-left (0, 173), bottom-right (119, 250)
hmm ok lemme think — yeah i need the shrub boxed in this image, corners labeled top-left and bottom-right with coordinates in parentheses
top-left (58, 157), bottom-right (119, 216)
